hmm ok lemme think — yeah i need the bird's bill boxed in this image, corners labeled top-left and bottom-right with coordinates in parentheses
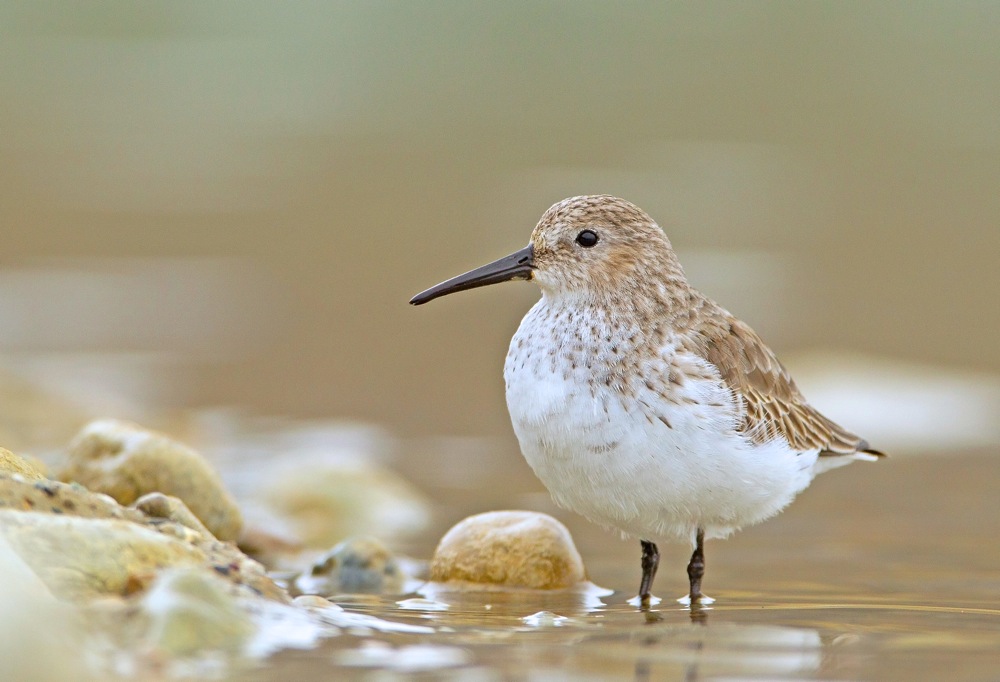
top-left (409, 244), bottom-right (534, 305)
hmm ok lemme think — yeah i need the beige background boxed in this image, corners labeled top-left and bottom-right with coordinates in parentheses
top-left (1, 3), bottom-right (997, 444)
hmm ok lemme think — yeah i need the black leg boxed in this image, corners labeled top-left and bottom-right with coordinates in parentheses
top-left (686, 528), bottom-right (705, 604)
top-left (639, 540), bottom-right (659, 607)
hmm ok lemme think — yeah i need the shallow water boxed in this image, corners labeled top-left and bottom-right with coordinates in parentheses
top-left (241, 453), bottom-right (1000, 681)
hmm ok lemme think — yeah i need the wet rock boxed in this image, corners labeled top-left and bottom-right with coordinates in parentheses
top-left (0, 447), bottom-right (46, 480)
top-left (83, 568), bottom-right (327, 674)
top-left (429, 511), bottom-right (586, 589)
top-left (0, 536), bottom-right (93, 682)
top-left (137, 568), bottom-right (256, 656)
top-left (60, 419), bottom-right (242, 541)
top-left (0, 473), bottom-right (140, 522)
top-left (0, 534), bottom-right (55, 601)
top-left (132, 492), bottom-right (214, 538)
top-left (0, 474), bottom-right (285, 602)
top-left (262, 461), bottom-right (430, 549)
top-left (293, 536), bottom-right (404, 596)
top-left (1, 509), bottom-right (204, 599)
top-left (0, 525), bottom-right (324, 677)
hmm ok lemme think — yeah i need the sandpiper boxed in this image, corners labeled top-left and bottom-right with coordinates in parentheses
top-left (410, 195), bottom-right (883, 607)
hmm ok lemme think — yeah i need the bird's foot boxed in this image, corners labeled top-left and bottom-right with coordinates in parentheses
top-left (676, 594), bottom-right (715, 607)
top-left (627, 594), bottom-right (662, 608)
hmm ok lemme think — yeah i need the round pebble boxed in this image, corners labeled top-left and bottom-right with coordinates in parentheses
top-left (429, 511), bottom-right (585, 589)
top-left (61, 419), bottom-right (243, 541)
top-left (294, 536), bottom-right (404, 595)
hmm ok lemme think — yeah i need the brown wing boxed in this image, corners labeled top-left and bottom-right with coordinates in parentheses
top-left (685, 314), bottom-right (882, 457)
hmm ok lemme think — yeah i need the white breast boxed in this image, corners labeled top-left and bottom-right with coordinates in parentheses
top-left (503, 298), bottom-right (819, 545)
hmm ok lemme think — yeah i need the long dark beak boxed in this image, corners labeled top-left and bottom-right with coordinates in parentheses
top-left (409, 244), bottom-right (534, 306)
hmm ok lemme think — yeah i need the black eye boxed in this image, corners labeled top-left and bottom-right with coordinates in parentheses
top-left (575, 230), bottom-right (599, 247)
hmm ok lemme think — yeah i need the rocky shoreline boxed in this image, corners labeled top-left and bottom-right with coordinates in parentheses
top-left (0, 419), bottom-right (593, 679)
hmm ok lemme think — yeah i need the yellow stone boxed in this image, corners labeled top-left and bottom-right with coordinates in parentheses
top-left (430, 511), bottom-right (585, 589)
top-left (0, 510), bottom-right (205, 599)
top-left (0, 475), bottom-right (286, 603)
top-left (0, 448), bottom-right (46, 480)
top-left (60, 419), bottom-right (242, 541)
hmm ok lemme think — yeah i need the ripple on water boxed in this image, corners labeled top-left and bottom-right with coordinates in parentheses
top-left (334, 641), bottom-right (472, 672)
top-left (521, 610), bottom-right (572, 627)
top-left (396, 597), bottom-right (450, 612)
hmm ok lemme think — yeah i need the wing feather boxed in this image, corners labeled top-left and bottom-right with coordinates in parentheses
top-left (683, 313), bottom-right (883, 458)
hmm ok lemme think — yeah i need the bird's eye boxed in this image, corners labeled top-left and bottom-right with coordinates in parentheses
top-left (575, 230), bottom-right (599, 248)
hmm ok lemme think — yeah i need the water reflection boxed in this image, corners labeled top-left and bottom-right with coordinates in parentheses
top-left (316, 591), bottom-right (828, 681)
top-left (284, 586), bottom-right (1000, 681)
top-left (626, 621), bottom-right (823, 682)
top-left (417, 581), bottom-right (613, 615)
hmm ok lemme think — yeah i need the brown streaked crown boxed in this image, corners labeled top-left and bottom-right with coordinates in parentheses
top-left (528, 195), bottom-right (687, 299)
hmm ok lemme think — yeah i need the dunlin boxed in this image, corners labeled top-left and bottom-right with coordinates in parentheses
top-left (410, 195), bottom-right (883, 607)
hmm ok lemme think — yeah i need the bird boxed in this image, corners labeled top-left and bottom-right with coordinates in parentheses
top-left (409, 195), bottom-right (883, 608)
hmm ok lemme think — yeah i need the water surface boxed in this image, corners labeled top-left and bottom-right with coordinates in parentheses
top-left (245, 453), bottom-right (1000, 681)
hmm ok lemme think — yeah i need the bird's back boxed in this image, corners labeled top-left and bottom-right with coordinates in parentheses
top-left (677, 299), bottom-right (883, 460)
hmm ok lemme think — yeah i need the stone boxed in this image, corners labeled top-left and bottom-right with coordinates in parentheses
top-left (0, 509), bottom-right (204, 599)
top-left (293, 536), bottom-right (404, 596)
top-left (0, 534), bottom-right (55, 601)
top-left (138, 568), bottom-right (256, 656)
top-left (0, 447), bottom-right (46, 480)
top-left (60, 419), bottom-right (242, 541)
top-left (132, 492), bottom-right (214, 538)
top-left (0, 474), bottom-right (141, 522)
top-left (0, 474), bottom-right (285, 602)
top-left (429, 511), bottom-right (586, 589)
top-left (262, 461), bottom-right (430, 549)
top-left (0, 510), bottom-right (324, 676)
top-left (0, 536), bottom-right (93, 682)
top-left (84, 569), bottom-right (327, 673)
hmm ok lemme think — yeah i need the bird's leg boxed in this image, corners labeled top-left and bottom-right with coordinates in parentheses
top-left (638, 540), bottom-right (659, 608)
top-left (686, 528), bottom-right (706, 604)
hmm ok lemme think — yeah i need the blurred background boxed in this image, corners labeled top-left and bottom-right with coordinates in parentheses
top-left (1, 2), bottom-right (999, 464)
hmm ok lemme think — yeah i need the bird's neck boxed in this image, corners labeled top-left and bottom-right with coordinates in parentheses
top-left (532, 279), bottom-right (708, 365)
top-left (539, 274), bottom-right (703, 331)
